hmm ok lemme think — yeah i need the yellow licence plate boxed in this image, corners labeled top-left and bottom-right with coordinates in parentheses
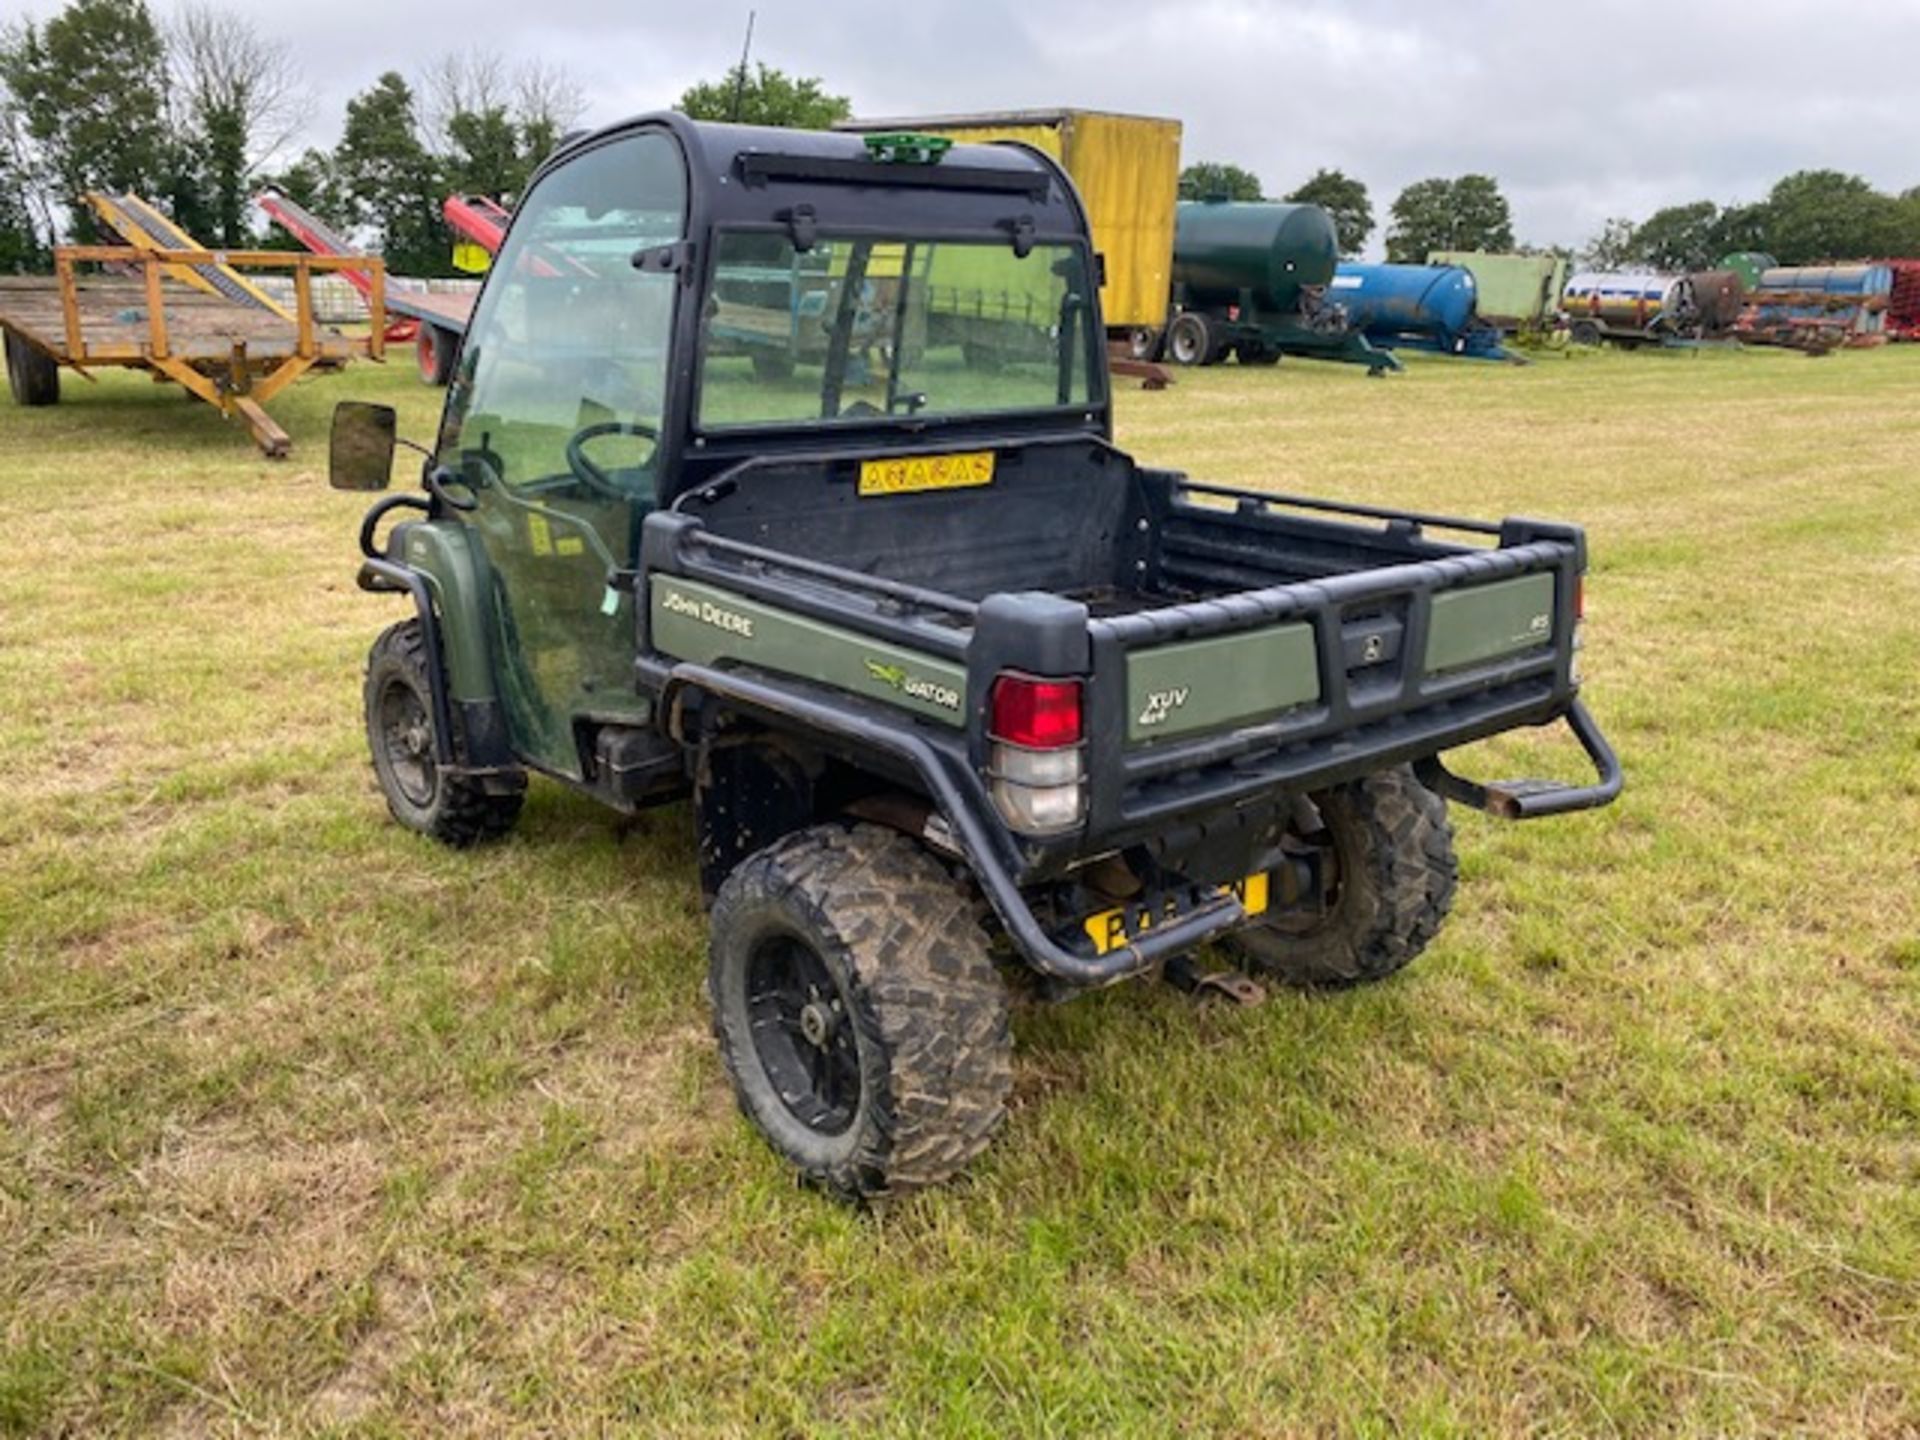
top-left (857, 450), bottom-right (995, 496)
top-left (1082, 872), bottom-right (1270, 956)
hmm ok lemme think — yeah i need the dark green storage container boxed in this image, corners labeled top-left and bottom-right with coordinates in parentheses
top-left (1172, 201), bottom-right (1339, 313)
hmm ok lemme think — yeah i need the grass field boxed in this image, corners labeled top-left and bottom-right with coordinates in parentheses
top-left (2, 342), bottom-right (1918, 1437)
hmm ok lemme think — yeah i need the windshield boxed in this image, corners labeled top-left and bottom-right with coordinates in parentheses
top-left (696, 231), bottom-right (1103, 429)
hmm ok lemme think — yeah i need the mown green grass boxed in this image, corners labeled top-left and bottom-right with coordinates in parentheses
top-left (2, 343), bottom-right (1917, 1436)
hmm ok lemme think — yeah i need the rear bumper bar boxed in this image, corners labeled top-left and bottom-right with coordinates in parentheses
top-left (659, 661), bottom-right (1239, 987)
top-left (659, 661), bottom-right (1621, 989)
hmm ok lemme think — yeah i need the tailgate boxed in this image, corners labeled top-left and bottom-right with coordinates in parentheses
top-left (1122, 566), bottom-right (1558, 743)
top-left (1083, 490), bottom-right (1588, 835)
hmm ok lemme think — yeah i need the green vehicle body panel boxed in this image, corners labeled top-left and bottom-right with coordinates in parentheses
top-left (1126, 622), bottom-right (1319, 742)
top-left (649, 576), bottom-right (968, 727)
top-left (400, 521), bottom-right (497, 704)
top-left (1424, 573), bottom-right (1556, 675)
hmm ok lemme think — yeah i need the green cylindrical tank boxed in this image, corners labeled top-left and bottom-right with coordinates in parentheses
top-left (1172, 201), bottom-right (1338, 314)
top-left (1719, 252), bottom-right (1777, 291)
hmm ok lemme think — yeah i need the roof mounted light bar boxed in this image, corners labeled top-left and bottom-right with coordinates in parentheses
top-left (734, 150), bottom-right (1050, 199)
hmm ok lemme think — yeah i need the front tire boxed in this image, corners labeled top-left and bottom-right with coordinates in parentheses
top-left (708, 824), bottom-right (1013, 1200)
top-left (1229, 766), bottom-right (1457, 986)
top-left (364, 619), bottom-right (524, 845)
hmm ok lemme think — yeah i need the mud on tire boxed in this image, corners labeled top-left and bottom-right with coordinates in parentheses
top-left (1229, 765), bottom-right (1457, 986)
top-left (364, 619), bottom-right (525, 846)
top-left (707, 823), bottom-right (1013, 1200)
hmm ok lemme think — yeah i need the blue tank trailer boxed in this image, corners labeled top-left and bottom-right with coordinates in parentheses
top-left (1160, 200), bottom-right (1398, 374)
top-left (1327, 262), bottom-right (1517, 361)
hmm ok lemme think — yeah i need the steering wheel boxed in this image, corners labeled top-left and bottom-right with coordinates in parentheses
top-left (564, 420), bottom-right (659, 500)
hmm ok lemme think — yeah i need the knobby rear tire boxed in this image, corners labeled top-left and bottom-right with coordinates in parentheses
top-left (1229, 766), bottom-right (1457, 987)
top-left (708, 824), bottom-right (1013, 1201)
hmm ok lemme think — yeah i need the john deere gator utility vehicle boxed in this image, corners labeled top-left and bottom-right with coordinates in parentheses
top-left (331, 115), bottom-right (1621, 1198)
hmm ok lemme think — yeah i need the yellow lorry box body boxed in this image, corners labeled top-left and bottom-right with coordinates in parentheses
top-left (837, 110), bottom-right (1182, 329)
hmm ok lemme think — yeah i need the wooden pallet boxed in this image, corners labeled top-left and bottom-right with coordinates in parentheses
top-left (0, 245), bottom-right (385, 456)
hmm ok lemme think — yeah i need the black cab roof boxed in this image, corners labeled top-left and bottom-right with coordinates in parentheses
top-left (538, 112), bottom-right (1094, 249)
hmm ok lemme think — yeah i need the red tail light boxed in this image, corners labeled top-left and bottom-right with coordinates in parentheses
top-left (990, 674), bottom-right (1082, 750)
top-left (1574, 576), bottom-right (1586, 621)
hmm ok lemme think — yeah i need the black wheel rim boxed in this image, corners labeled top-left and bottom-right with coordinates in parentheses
top-left (745, 934), bottom-right (861, 1136)
top-left (377, 678), bottom-right (437, 808)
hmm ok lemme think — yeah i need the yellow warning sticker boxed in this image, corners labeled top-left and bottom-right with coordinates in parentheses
top-left (858, 451), bottom-right (995, 497)
top-left (527, 513), bottom-right (553, 556)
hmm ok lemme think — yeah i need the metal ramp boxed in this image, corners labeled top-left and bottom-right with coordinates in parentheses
top-left (253, 187), bottom-right (355, 258)
top-left (86, 192), bottom-right (295, 322)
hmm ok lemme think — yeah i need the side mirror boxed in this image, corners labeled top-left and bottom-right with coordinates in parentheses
top-left (329, 402), bottom-right (398, 491)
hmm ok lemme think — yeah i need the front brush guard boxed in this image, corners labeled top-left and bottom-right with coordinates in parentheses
top-left (1416, 700), bottom-right (1622, 820)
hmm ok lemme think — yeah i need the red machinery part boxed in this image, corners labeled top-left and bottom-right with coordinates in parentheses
top-left (442, 195), bottom-right (512, 255)
top-left (254, 188), bottom-right (418, 343)
top-left (1885, 259), bottom-right (1920, 341)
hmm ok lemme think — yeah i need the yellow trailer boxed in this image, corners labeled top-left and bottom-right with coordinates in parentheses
top-left (836, 110), bottom-right (1182, 333)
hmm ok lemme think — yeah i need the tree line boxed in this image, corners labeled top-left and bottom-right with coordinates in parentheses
top-left (1179, 161), bottom-right (1516, 262)
top-left (1581, 173), bottom-right (1920, 271)
top-left (1181, 157), bottom-right (1920, 271)
top-left (0, 0), bottom-right (586, 277)
top-left (0, 1), bottom-right (861, 280)
top-left (5, 5), bottom-right (1913, 282)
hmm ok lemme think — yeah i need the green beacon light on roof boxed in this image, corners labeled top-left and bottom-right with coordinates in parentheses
top-left (861, 132), bottom-right (952, 165)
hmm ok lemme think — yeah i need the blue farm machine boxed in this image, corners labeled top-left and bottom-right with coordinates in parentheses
top-left (1328, 262), bottom-right (1515, 360)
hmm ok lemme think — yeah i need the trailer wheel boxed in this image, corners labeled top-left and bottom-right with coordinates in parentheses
top-left (5, 331), bottom-right (59, 406)
top-left (416, 325), bottom-right (455, 386)
top-left (364, 619), bottom-right (524, 846)
top-left (1127, 326), bottom-right (1164, 361)
top-left (1228, 766), bottom-right (1457, 987)
top-left (1235, 341), bottom-right (1281, 366)
top-left (1570, 319), bottom-right (1603, 348)
top-left (708, 823), bottom-right (1013, 1201)
top-left (1165, 312), bottom-right (1222, 366)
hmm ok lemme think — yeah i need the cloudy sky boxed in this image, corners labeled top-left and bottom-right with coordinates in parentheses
top-left (110, 0), bottom-right (1920, 254)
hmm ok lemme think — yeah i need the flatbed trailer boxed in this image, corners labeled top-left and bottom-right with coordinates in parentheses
top-left (0, 245), bottom-right (384, 456)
